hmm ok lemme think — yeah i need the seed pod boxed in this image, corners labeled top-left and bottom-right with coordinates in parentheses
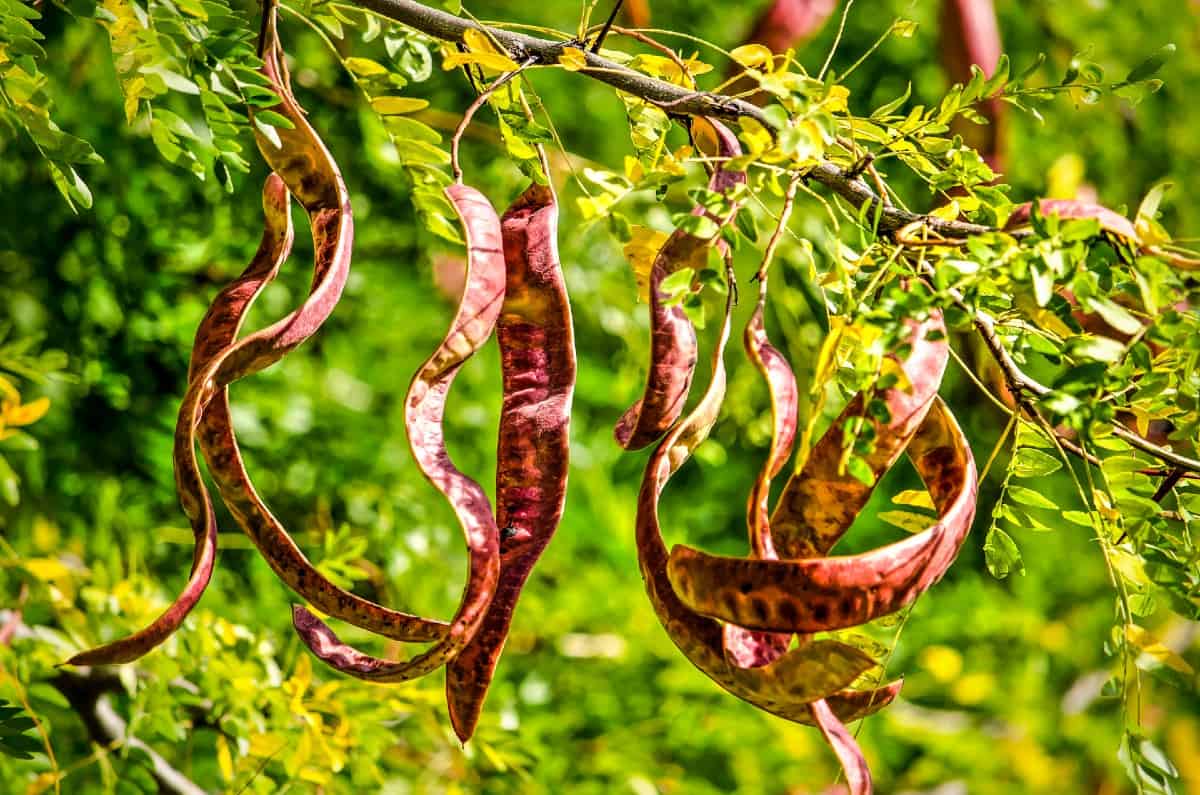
top-left (65, 175), bottom-right (295, 667)
top-left (722, 288), bottom-right (797, 669)
top-left (666, 396), bottom-right (978, 634)
top-left (635, 281), bottom-right (900, 726)
top-left (614, 118), bottom-right (745, 450)
top-left (1006, 198), bottom-right (1200, 270)
top-left (770, 315), bottom-right (949, 559)
top-left (292, 182), bottom-right (505, 682)
top-left (1005, 199), bottom-right (1137, 241)
top-left (445, 180), bottom-right (575, 742)
top-left (810, 698), bottom-right (872, 795)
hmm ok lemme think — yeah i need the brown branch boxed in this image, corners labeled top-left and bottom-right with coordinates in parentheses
top-left (51, 669), bottom-right (209, 795)
top-left (919, 264), bottom-right (1200, 476)
top-left (346, 0), bottom-right (992, 237)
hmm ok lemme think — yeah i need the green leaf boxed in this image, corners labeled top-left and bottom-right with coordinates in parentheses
top-left (1012, 447), bottom-right (1062, 478)
top-left (1007, 485), bottom-right (1059, 511)
top-left (984, 527), bottom-right (1024, 578)
top-left (1125, 43), bottom-right (1176, 84)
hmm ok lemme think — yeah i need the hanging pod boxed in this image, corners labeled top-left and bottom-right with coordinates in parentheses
top-left (614, 118), bottom-right (746, 450)
top-left (445, 175), bottom-right (576, 742)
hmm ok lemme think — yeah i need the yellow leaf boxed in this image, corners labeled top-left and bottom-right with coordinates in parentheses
top-left (443, 50), bottom-right (520, 73)
top-left (344, 57), bottom-right (389, 76)
top-left (624, 226), bottom-right (670, 302)
top-left (559, 46), bottom-right (587, 72)
top-left (729, 44), bottom-right (774, 70)
top-left (739, 118), bottom-right (773, 157)
top-left (5, 397), bottom-right (49, 426)
top-left (623, 156), bottom-right (644, 183)
top-left (689, 116), bottom-right (721, 160)
top-left (371, 96), bottom-right (429, 115)
top-left (1126, 624), bottom-right (1195, 675)
top-left (0, 376), bottom-right (17, 404)
top-left (812, 319), bottom-right (847, 393)
top-left (822, 84), bottom-right (850, 113)
top-left (216, 735), bottom-right (234, 782)
top-left (248, 732), bottom-right (288, 759)
top-left (23, 557), bottom-right (72, 582)
top-left (892, 489), bottom-right (935, 509)
top-left (463, 27), bottom-right (507, 58)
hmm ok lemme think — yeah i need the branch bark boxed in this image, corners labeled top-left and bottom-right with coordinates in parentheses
top-left (349, 0), bottom-right (992, 237)
top-left (51, 670), bottom-right (209, 795)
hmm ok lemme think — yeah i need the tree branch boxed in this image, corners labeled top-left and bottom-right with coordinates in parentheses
top-left (51, 669), bottom-right (209, 795)
top-left (348, 0), bottom-right (992, 237)
top-left (923, 264), bottom-right (1200, 476)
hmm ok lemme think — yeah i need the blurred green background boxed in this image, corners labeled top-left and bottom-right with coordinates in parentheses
top-left (1, 0), bottom-right (1198, 792)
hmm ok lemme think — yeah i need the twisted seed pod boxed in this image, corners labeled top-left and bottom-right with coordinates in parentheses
top-left (722, 290), bottom-right (796, 669)
top-left (666, 394), bottom-right (977, 635)
top-left (292, 183), bottom-right (505, 682)
top-left (770, 315), bottom-right (950, 559)
top-left (206, 0), bottom-right (446, 644)
top-left (614, 119), bottom-right (746, 450)
top-left (445, 181), bottom-right (576, 742)
top-left (636, 285), bottom-right (900, 726)
top-left (66, 176), bottom-right (295, 666)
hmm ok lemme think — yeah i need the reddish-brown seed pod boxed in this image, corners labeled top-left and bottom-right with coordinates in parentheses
top-left (292, 182), bottom-right (505, 682)
top-left (66, 175), bottom-right (296, 667)
top-left (810, 698), bottom-right (872, 795)
top-left (666, 396), bottom-right (978, 634)
top-left (195, 1), bottom-right (449, 645)
top-left (1006, 199), bottom-right (1200, 269)
top-left (614, 118), bottom-right (746, 451)
top-left (770, 315), bottom-right (949, 559)
top-left (722, 288), bottom-right (797, 669)
top-left (444, 180), bottom-right (576, 742)
top-left (939, 0), bottom-right (1005, 171)
top-left (635, 285), bottom-right (901, 726)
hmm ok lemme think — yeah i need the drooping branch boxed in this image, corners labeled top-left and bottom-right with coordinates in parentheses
top-left (922, 264), bottom-right (1200, 476)
top-left (348, 0), bottom-right (992, 237)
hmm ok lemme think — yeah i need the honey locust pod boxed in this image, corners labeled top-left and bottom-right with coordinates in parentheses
top-left (446, 177), bottom-right (576, 743)
top-left (614, 118), bottom-right (746, 451)
top-left (722, 272), bottom-right (797, 669)
top-left (290, 70), bottom-right (534, 683)
top-left (665, 317), bottom-right (979, 636)
top-left (635, 270), bottom-right (902, 728)
top-left (66, 175), bottom-right (294, 666)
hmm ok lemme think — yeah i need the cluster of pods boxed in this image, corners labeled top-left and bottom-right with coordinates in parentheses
top-left (69, 2), bottom-right (982, 790)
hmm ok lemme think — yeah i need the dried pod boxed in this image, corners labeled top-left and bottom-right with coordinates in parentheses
top-left (614, 118), bottom-right (745, 450)
top-left (292, 183), bottom-right (505, 682)
top-left (445, 181), bottom-right (575, 742)
top-left (198, 1), bottom-right (446, 646)
top-left (1006, 198), bottom-right (1200, 270)
top-left (939, 0), bottom-right (1005, 170)
top-left (66, 175), bottom-right (295, 666)
top-left (723, 290), bottom-right (797, 669)
top-left (666, 396), bottom-right (978, 635)
top-left (635, 283), bottom-right (902, 726)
